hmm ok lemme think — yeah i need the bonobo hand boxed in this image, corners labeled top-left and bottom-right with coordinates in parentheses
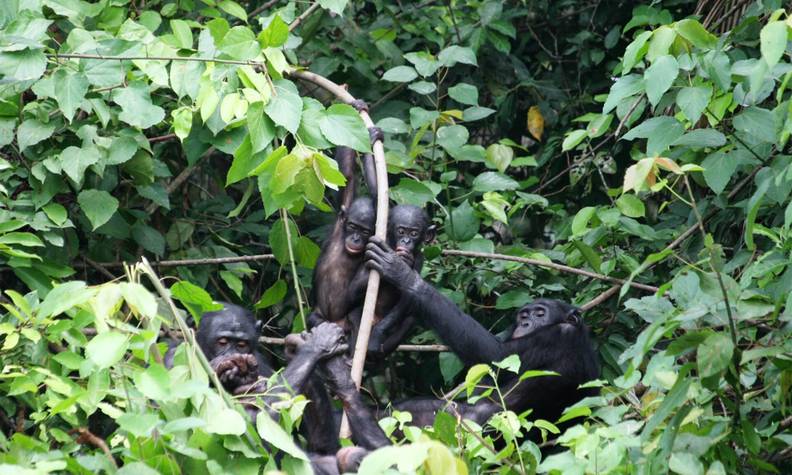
top-left (301, 322), bottom-right (346, 358)
top-left (210, 353), bottom-right (259, 390)
top-left (368, 126), bottom-right (384, 145)
top-left (365, 237), bottom-right (418, 289)
top-left (320, 354), bottom-right (356, 400)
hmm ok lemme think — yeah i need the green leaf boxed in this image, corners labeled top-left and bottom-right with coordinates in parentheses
top-left (269, 218), bottom-right (298, 265)
top-left (39, 281), bottom-right (92, 318)
top-left (676, 85), bottom-right (712, 123)
top-left (247, 101), bottom-right (276, 153)
top-left (485, 143), bottom-right (513, 172)
top-left (672, 129), bottom-right (726, 148)
top-left (258, 15), bottom-right (288, 48)
top-left (437, 45), bottom-right (477, 67)
top-left (698, 332), bottom-right (734, 378)
top-left (464, 364), bottom-right (492, 397)
top-left (603, 74), bottom-right (644, 113)
top-left (448, 200), bottom-right (480, 241)
top-left (120, 282), bottom-right (158, 319)
top-left (409, 107), bottom-right (440, 128)
top-left (255, 280), bottom-right (287, 309)
top-left (562, 129), bottom-right (588, 151)
top-left (135, 363), bottom-right (171, 400)
top-left (318, 0), bottom-right (348, 15)
top-left (622, 30), bottom-right (652, 73)
top-left (571, 207), bottom-right (596, 237)
top-left (256, 411), bottom-right (309, 459)
top-left (0, 232), bottom-right (43, 247)
top-left (319, 104), bottom-right (369, 152)
top-left (131, 223), bottom-right (166, 256)
top-left (313, 152), bottom-right (346, 189)
top-left (171, 281), bottom-right (222, 323)
top-left (171, 107), bottom-right (193, 141)
top-left (646, 25), bottom-right (676, 62)
top-left (296, 236), bottom-right (320, 268)
top-left (382, 65), bottom-right (418, 82)
top-left (51, 69), bottom-right (89, 122)
top-left (644, 55), bottom-right (678, 106)
top-left (42, 203), bottom-right (68, 226)
top-left (112, 82), bottom-right (166, 129)
top-left (219, 0), bottom-right (248, 21)
top-left (265, 79), bottom-right (302, 134)
top-left (732, 106), bottom-right (777, 144)
top-left (408, 81), bottom-right (435, 95)
top-left (60, 145), bottom-right (100, 183)
top-left (117, 413), bottom-right (160, 438)
top-left (390, 179), bottom-right (436, 206)
top-left (16, 119), bottom-right (56, 150)
top-left (0, 49), bottom-right (47, 81)
top-left (404, 51), bottom-right (440, 77)
top-left (745, 176), bottom-right (770, 250)
top-left (674, 19), bottom-right (717, 49)
top-left (616, 194), bottom-right (645, 218)
top-left (760, 21), bottom-right (787, 68)
top-left (78, 189), bottom-right (119, 230)
top-left (586, 114), bottom-right (613, 139)
top-left (219, 26), bottom-right (259, 60)
top-left (436, 125), bottom-right (469, 151)
top-left (227, 136), bottom-right (266, 186)
top-left (668, 452), bottom-right (704, 475)
top-left (86, 331), bottom-right (129, 369)
top-left (448, 83), bottom-right (478, 105)
top-left (622, 117), bottom-right (684, 156)
top-left (472, 172), bottom-right (519, 192)
top-left (170, 19), bottom-right (193, 49)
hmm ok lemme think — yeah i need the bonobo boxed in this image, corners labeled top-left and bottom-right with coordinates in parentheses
top-left (365, 238), bottom-right (600, 428)
top-left (347, 204), bottom-right (435, 357)
top-left (308, 127), bottom-right (383, 329)
top-left (165, 303), bottom-right (344, 456)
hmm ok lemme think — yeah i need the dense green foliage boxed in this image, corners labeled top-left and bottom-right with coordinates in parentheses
top-left (1, 0), bottom-right (791, 473)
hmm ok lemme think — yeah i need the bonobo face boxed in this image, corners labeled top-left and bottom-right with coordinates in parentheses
top-left (387, 205), bottom-right (435, 263)
top-left (196, 303), bottom-right (259, 360)
top-left (344, 198), bottom-right (375, 255)
top-left (511, 298), bottom-right (581, 339)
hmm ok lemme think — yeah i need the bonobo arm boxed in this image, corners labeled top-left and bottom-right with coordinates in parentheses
top-left (367, 301), bottom-right (411, 355)
top-left (362, 127), bottom-right (384, 197)
top-left (365, 237), bottom-right (505, 365)
top-left (321, 355), bottom-right (390, 450)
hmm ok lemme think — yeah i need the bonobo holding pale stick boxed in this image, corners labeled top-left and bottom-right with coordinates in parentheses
top-left (347, 204), bottom-right (435, 358)
top-left (308, 127), bottom-right (383, 329)
top-left (364, 238), bottom-right (600, 428)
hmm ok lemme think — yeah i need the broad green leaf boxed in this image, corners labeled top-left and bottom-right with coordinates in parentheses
top-left (404, 51), bottom-right (440, 77)
top-left (269, 218), bottom-right (299, 265)
top-left (259, 15), bottom-right (288, 47)
top-left (120, 282), bottom-right (158, 319)
top-left (485, 143), bottom-right (513, 172)
top-left (571, 207), bottom-right (597, 237)
top-left (112, 82), bottom-right (166, 129)
top-left (218, 0), bottom-right (248, 21)
top-left (622, 116), bottom-right (684, 156)
top-left (39, 281), bottom-right (92, 318)
top-left (697, 332), bottom-right (733, 378)
top-left (438, 45), bottom-right (477, 67)
top-left (436, 125), bottom-right (469, 151)
top-left (170, 60), bottom-right (204, 100)
top-left (219, 26), bottom-right (259, 60)
top-left (247, 101), bottom-right (276, 153)
top-left (117, 413), bottom-right (160, 438)
top-left (78, 189), bottom-right (119, 230)
top-left (265, 79), bottom-right (302, 134)
top-left (134, 363), bottom-right (171, 400)
top-left (255, 280), bottom-right (287, 309)
top-left (745, 176), bottom-right (770, 250)
top-left (16, 119), bottom-right (56, 150)
top-left (647, 25), bottom-right (676, 62)
top-left (464, 364), bottom-right (491, 397)
top-left (472, 172), bottom-right (519, 192)
top-left (257, 411), bottom-right (309, 459)
top-left (313, 152), bottom-right (346, 189)
top-left (86, 331), bottom-right (129, 369)
top-left (132, 223), bottom-right (166, 256)
top-left (409, 107), bottom-right (440, 128)
top-left (733, 106), bottom-right (777, 144)
top-left (170, 19), bottom-right (193, 49)
top-left (463, 106), bottom-right (495, 121)
top-left (171, 107), bottom-right (193, 141)
top-left (586, 114), bottom-right (613, 138)
top-left (60, 145), bottom-right (100, 183)
top-left (407, 81), bottom-right (435, 95)
top-left (171, 281), bottom-right (222, 323)
top-left (644, 55), bottom-right (678, 106)
top-left (616, 194), bottom-right (645, 218)
top-left (0, 232), bottom-right (43, 247)
top-left (622, 30), bottom-right (652, 73)
top-left (42, 203), bottom-right (68, 226)
top-left (318, 0), bottom-right (348, 15)
top-left (382, 65), bottom-right (418, 82)
top-left (672, 129), bottom-right (726, 148)
top-left (448, 200), bottom-right (480, 241)
top-left (319, 104), bottom-right (369, 152)
top-left (228, 137), bottom-right (266, 186)
top-left (760, 20), bottom-right (788, 68)
top-left (674, 19), bottom-right (717, 49)
top-left (0, 49), bottom-right (47, 81)
top-left (562, 129), bottom-right (587, 151)
top-left (603, 74), bottom-right (644, 113)
top-left (51, 69), bottom-right (89, 122)
top-left (390, 179), bottom-right (436, 206)
top-left (448, 83), bottom-right (478, 105)
top-left (676, 85), bottom-right (712, 123)
top-left (296, 236), bottom-right (320, 268)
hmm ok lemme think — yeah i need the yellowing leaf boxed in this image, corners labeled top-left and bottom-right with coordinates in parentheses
top-left (654, 156), bottom-right (682, 174)
top-left (527, 105), bottom-right (544, 141)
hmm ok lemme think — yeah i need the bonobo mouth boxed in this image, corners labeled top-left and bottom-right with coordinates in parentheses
top-left (395, 247), bottom-right (414, 264)
top-left (346, 243), bottom-right (365, 254)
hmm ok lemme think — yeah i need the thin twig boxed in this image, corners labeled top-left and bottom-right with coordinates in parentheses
top-left (144, 147), bottom-right (214, 214)
top-left (580, 284), bottom-right (620, 311)
top-left (248, 0), bottom-right (280, 19)
top-left (83, 257), bottom-right (116, 280)
top-left (259, 336), bottom-right (449, 352)
top-left (71, 428), bottom-right (118, 468)
top-left (289, 2), bottom-right (321, 32)
top-left (280, 209), bottom-right (306, 328)
top-left (48, 52), bottom-right (265, 66)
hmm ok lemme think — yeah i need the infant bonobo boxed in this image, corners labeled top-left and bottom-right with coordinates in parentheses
top-left (347, 204), bottom-right (435, 358)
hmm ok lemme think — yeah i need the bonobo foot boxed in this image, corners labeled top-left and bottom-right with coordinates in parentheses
top-left (210, 353), bottom-right (259, 391)
top-left (301, 322), bottom-right (348, 358)
top-left (320, 354), bottom-right (356, 400)
top-left (350, 99), bottom-right (369, 112)
top-left (368, 126), bottom-right (384, 144)
top-left (337, 446), bottom-right (369, 472)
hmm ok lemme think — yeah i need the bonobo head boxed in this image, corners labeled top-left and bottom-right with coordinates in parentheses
top-left (387, 204), bottom-right (436, 264)
top-left (511, 298), bottom-right (582, 339)
top-left (341, 197), bottom-right (375, 255)
top-left (196, 303), bottom-right (262, 360)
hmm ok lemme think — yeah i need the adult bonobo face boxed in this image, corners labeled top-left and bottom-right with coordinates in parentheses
top-left (343, 197), bottom-right (375, 255)
top-left (196, 302), bottom-right (260, 360)
top-left (511, 298), bottom-right (582, 340)
top-left (388, 204), bottom-right (436, 264)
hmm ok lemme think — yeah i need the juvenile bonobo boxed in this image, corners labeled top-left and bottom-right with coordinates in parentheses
top-left (347, 204), bottom-right (435, 358)
top-left (166, 303), bottom-right (345, 456)
top-left (308, 127), bottom-right (383, 330)
top-left (364, 239), bottom-right (599, 429)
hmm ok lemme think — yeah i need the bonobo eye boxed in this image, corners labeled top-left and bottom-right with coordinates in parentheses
top-left (217, 337), bottom-right (229, 345)
top-left (410, 230), bottom-right (419, 238)
top-left (566, 311), bottom-right (581, 325)
top-left (533, 307), bottom-right (546, 317)
top-left (237, 341), bottom-right (248, 350)
top-left (397, 227), bottom-right (405, 235)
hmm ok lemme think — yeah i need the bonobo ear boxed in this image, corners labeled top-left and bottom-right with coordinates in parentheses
top-left (185, 315), bottom-right (196, 328)
top-left (424, 224), bottom-right (437, 243)
top-left (255, 318), bottom-right (264, 335)
top-left (339, 205), bottom-right (348, 220)
top-left (566, 308), bottom-right (582, 325)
